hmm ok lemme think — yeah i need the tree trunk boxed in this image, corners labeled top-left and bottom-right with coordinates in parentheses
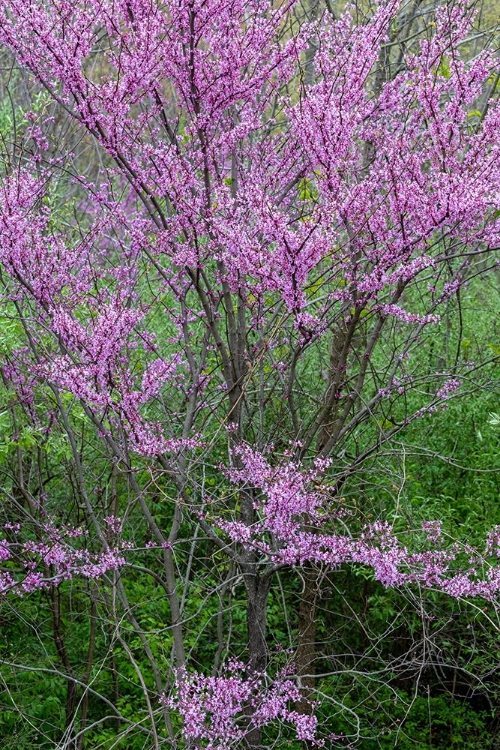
top-left (244, 572), bottom-right (271, 748)
top-left (295, 562), bottom-right (318, 750)
top-left (50, 586), bottom-right (77, 744)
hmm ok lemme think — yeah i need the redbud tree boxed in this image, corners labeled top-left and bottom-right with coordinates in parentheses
top-left (0, 0), bottom-right (499, 746)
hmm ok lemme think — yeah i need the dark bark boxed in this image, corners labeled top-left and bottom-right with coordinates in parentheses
top-left (295, 563), bottom-right (319, 749)
top-left (243, 572), bottom-right (272, 748)
top-left (77, 592), bottom-right (97, 750)
top-left (50, 586), bottom-right (77, 742)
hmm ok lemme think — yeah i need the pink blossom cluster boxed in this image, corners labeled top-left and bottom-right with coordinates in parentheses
top-left (218, 446), bottom-right (500, 599)
top-left (0, 521), bottom-right (125, 595)
top-left (436, 378), bottom-right (461, 401)
top-left (164, 661), bottom-right (319, 749)
top-left (0, 165), bottom-right (192, 456)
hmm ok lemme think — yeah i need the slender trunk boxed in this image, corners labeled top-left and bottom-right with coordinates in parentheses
top-left (77, 592), bottom-right (97, 750)
top-left (243, 572), bottom-right (271, 749)
top-left (50, 586), bottom-right (77, 741)
top-left (295, 563), bottom-right (318, 749)
top-left (246, 574), bottom-right (271, 673)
